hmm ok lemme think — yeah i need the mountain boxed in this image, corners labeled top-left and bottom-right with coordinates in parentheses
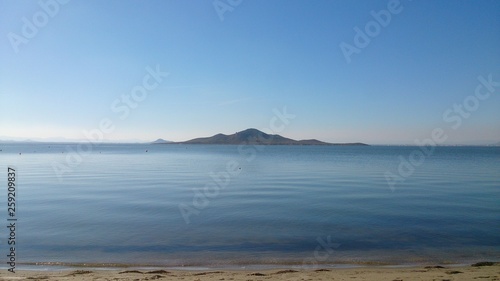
top-left (159, 128), bottom-right (368, 146)
top-left (151, 138), bottom-right (172, 144)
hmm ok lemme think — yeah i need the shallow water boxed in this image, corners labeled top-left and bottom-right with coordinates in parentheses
top-left (0, 143), bottom-right (499, 267)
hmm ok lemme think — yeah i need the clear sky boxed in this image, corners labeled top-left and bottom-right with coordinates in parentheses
top-left (1, 0), bottom-right (499, 144)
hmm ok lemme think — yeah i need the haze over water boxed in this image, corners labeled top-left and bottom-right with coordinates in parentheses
top-left (1, 143), bottom-right (499, 268)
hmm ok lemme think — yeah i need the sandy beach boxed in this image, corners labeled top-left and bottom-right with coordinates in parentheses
top-left (1, 263), bottom-right (498, 281)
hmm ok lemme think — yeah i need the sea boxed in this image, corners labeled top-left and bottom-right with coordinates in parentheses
top-left (0, 143), bottom-right (499, 269)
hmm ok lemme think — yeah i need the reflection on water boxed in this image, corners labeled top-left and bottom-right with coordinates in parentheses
top-left (0, 144), bottom-right (499, 266)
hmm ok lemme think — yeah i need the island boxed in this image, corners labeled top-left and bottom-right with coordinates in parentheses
top-left (154, 128), bottom-right (368, 146)
top-left (151, 138), bottom-right (172, 144)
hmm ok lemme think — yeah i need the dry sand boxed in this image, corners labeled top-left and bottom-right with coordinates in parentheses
top-left (1, 263), bottom-right (499, 281)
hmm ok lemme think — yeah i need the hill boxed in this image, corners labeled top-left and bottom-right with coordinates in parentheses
top-left (159, 128), bottom-right (368, 146)
top-left (151, 138), bottom-right (172, 144)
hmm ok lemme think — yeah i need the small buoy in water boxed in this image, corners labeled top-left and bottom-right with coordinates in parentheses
top-left (19, 153), bottom-right (21, 155)
top-left (146, 150), bottom-right (148, 152)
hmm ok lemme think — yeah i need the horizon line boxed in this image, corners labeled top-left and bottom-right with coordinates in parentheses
top-left (1, 139), bottom-right (499, 147)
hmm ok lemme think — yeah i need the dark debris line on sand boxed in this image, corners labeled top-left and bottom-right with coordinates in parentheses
top-left (472, 262), bottom-right (497, 267)
top-left (424, 265), bottom-right (446, 269)
top-left (64, 270), bottom-right (93, 277)
top-left (119, 270), bottom-right (144, 274)
top-left (119, 270), bottom-right (171, 274)
top-left (147, 270), bottom-right (171, 274)
top-left (248, 270), bottom-right (299, 277)
top-left (248, 272), bottom-right (266, 276)
top-left (273, 269), bottom-right (299, 274)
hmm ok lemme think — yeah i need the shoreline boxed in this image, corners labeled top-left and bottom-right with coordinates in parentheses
top-left (1, 263), bottom-right (498, 281)
top-left (3, 260), bottom-right (496, 271)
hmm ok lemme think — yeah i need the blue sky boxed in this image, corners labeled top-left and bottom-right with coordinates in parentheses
top-left (1, 0), bottom-right (499, 144)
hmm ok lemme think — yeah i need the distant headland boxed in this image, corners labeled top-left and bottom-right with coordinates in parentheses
top-left (155, 128), bottom-right (368, 146)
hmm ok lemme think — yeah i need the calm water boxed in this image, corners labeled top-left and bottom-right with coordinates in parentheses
top-left (0, 143), bottom-right (499, 267)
